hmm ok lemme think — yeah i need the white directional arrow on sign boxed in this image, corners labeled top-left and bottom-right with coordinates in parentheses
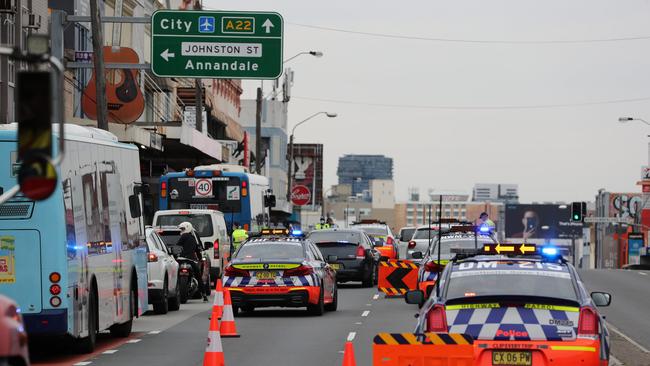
top-left (160, 49), bottom-right (175, 61)
top-left (262, 19), bottom-right (274, 33)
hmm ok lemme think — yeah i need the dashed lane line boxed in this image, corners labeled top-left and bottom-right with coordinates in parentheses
top-left (361, 310), bottom-right (370, 317)
top-left (347, 332), bottom-right (357, 341)
top-left (126, 339), bottom-right (141, 343)
top-left (639, 272), bottom-right (648, 276)
top-left (73, 362), bottom-right (92, 366)
top-left (102, 350), bottom-right (118, 355)
top-left (373, 294), bottom-right (380, 300)
top-left (148, 330), bottom-right (162, 335)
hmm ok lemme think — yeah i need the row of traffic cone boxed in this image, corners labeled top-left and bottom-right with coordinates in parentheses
top-left (203, 280), bottom-right (358, 366)
top-left (203, 279), bottom-right (241, 366)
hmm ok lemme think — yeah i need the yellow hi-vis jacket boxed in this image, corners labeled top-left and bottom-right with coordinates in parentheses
top-left (232, 229), bottom-right (248, 248)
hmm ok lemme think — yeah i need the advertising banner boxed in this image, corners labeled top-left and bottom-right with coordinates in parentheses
top-left (290, 144), bottom-right (323, 206)
top-left (505, 204), bottom-right (583, 239)
top-left (628, 232), bottom-right (644, 265)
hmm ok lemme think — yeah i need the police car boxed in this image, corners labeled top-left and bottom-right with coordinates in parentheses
top-left (223, 229), bottom-right (338, 316)
top-left (406, 245), bottom-right (612, 366)
top-left (413, 225), bottom-right (496, 298)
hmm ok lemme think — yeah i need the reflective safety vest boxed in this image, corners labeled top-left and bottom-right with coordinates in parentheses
top-left (232, 229), bottom-right (248, 245)
top-left (315, 223), bottom-right (330, 230)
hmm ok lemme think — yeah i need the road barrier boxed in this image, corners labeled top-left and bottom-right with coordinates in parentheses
top-left (377, 260), bottom-right (418, 296)
top-left (373, 333), bottom-right (474, 365)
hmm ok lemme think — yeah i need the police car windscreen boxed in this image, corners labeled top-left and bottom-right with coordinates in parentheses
top-left (446, 261), bottom-right (578, 301)
top-left (156, 214), bottom-right (214, 237)
top-left (356, 226), bottom-right (387, 236)
top-left (309, 231), bottom-right (364, 258)
top-left (236, 243), bottom-right (304, 260)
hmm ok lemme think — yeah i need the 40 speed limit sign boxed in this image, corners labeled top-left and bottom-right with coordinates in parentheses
top-left (194, 178), bottom-right (213, 197)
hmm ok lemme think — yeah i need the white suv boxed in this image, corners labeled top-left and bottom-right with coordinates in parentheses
top-left (145, 228), bottom-right (180, 314)
top-left (153, 209), bottom-right (231, 285)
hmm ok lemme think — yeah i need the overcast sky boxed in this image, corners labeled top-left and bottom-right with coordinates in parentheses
top-left (206, 0), bottom-right (650, 203)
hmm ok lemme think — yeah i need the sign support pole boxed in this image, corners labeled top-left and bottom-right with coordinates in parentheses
top-left (255, 87), bottom-right (262, 174)
top-left (89, 0), bottom-right (109, 131)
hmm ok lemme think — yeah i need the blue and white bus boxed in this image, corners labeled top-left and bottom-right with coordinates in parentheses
top-left (0, 124), bottom-right (148, 352)
top-left (159, 164), bottom-right (269, 233)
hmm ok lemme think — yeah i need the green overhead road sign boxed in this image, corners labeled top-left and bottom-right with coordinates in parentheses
top-left (151, 10), bottom-right (283, 79)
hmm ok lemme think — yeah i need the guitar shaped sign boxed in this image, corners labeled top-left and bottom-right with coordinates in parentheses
top-left (82, 46), bottom-right (145, 124)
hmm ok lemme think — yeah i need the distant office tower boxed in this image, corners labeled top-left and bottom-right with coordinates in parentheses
top-left (337, 155), bottom-right (393, 196)
top-left (472, 183), bottom-right (519, 202)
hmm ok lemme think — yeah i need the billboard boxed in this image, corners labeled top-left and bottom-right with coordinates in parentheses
top-left (290, 144), bottom-right (323, 206)
top-left (505, 204), bottom-right (583, 239)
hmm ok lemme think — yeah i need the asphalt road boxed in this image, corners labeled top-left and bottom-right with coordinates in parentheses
top-left (579, 269), bottom-right (650, 352)
top-left (31, 272), bottom-right (650, 366)
top-left (49, 284), bottom-right (418, 366)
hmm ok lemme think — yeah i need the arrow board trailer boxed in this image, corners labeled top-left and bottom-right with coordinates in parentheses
top-left (151, 10), bottom-right (283, 79)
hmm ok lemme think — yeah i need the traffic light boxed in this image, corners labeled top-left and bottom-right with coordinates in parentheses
top-left (16, 71), bottom-right (57, 200)
top-left (571, 202), bottom-right (586, 222)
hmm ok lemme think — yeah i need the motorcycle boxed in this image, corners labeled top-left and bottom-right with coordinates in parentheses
top-left (170, 247), bottom-right (209, 303)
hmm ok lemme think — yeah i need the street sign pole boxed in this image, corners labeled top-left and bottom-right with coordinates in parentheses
top-left (151, 10), bottom-right (283, 79)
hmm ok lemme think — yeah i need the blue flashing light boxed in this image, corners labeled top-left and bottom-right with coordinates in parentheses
top-left (291, 229), bottom-right (303, 237)
top-left (479, 225), bottom-right (491, 233)
top-left (541, 246), bottom-right (559, 256)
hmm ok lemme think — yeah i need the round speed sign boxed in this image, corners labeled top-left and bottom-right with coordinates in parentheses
top-left (195, 178), bottom-right (213, 197)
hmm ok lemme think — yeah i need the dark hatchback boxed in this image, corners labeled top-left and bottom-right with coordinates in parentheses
top-left (308, 229), bottom-right (380, 287)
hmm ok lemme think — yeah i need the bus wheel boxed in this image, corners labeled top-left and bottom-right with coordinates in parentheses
top-left (75, 284), bottom-right (98, 353)
top-left (110, 281), bottom-right (134, 338)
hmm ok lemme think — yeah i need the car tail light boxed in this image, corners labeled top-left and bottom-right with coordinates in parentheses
top-left (284, 265), bottom-right (314, 276)
top-left (386, 236), bottom-right (394, 246)
top-left (424, 261), bottom-right (443, 273)
top-left (161, 181), bottom-right (167, 198)
top-left (50, 296), bottom-right (62, 307)
top-left (214, 239), bottom-right (220, 259)
top-left (148, 253), bottom-right (158, 262)
top-left (408, 240), bottom-right (417, 249)
top-left (224, 265), bottom-right (250, 277)
top-left (186, 169), bottom-right (194, 177)
top-left (50, 284), bottom-right (62, 295)
top-left (426, 304), bottom-right (448, 333)
top-left (242, 180), bottom-right (248, 196)
top-left (180, 268), bottom-right (190, 274)
top-left (356, 245), bottom-right (366, 259)
top-left (578, 306), bottom-right (599, 337)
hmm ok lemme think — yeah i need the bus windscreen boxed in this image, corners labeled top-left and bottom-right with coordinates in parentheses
top-left (167, 176), bottom-right (242, 213)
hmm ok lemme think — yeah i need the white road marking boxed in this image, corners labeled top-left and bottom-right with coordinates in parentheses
top-left (373, 294), bottom-right (380, 300)
top-left (347, 332), bottom-right (357, 341)
top-left (610, 355), bottom-right (623, 366)
top-left (355, 322), bottom-right (363, 325)
top-left (608, 323), bottom-right (650, 353)
top-left (126, 339), bottom-right (141, 344)
top-left (148, 330), bottom-right (162, 334)
top-left (102, 350), bottom-right (118, 354)
top-left (74, 362), bottom-right (92, 365)
top-left (361, 310), bottom-right (370, 317)
top-left (366, 303), bottom-right (372, 306)
top-left (639, 272), bottom-right (647, 276)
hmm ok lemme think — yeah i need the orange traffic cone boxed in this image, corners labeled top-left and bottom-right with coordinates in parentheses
top-left (342, 341), bottom-right (357, 366)
top-left (212, 279), bottom-right (224, 319)
top-left (219, 289), bottom-right (240, 338)
top-left (203, 314), bottom-right (225, 366)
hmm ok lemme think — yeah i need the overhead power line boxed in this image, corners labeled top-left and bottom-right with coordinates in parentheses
top-left (288, 22), bottom-right (650, 44)
top-left (292, 95), bottom-right (650, 110)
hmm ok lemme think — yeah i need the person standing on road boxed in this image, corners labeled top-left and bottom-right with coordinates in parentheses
top-left (477, 212), bottom-right (495, 230)
top-left (232, 222), bottom-right (248, 252)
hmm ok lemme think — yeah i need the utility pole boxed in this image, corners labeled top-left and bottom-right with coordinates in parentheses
top-left (255, 87), bottom-right (262, 174)
top-left (0, 8), bottom-right (9, 123)
top-left (193, 0), bottom-right (203, 133)
top-left (89, 0), bottom-right (109, 131)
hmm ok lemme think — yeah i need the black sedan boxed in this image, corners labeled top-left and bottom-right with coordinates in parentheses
top-left (308, 229), bottom-right (380, 287)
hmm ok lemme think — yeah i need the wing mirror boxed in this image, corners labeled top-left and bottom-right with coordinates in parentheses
top-left (405, 290), bottom-right (425, 306)
top-left (591, 291), bottom-right (612, 307)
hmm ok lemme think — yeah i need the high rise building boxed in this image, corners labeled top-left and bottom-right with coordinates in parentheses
top-left (337, 154), bottom-right (393, 196)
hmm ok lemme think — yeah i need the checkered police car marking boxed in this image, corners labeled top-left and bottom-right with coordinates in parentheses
top-left (223, 272), bottom-right (319, 288)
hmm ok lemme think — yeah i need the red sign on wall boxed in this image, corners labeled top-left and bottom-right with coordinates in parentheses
top-left (291, 185), bottom-right (311, 206)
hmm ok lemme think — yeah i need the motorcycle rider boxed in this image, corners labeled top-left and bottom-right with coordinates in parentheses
top-left (177, 222), bottom-right (208, 302)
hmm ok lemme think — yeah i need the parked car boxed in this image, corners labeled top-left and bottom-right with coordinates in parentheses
top-left (0, 294), bottom-right (29, 366)
top-left (308, 229), bottom-right (381, 287)
top-left (397, 226), bottom-right (416, 259)
top-left (406, 225), bottom-right (440, 264)
top-left (153, 209), bottom-right (231, 283)
top-left (350, 220), bottom-right (398, 260)
top-left (145, 227), bottom-right (180, 314)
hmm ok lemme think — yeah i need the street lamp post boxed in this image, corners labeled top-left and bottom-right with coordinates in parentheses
top-left (283, 51), bottom-right (323, 64)
top-left (287, 112), bottom-right (337, 203)
top-left (619, 117), bottom-right (650, 126)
